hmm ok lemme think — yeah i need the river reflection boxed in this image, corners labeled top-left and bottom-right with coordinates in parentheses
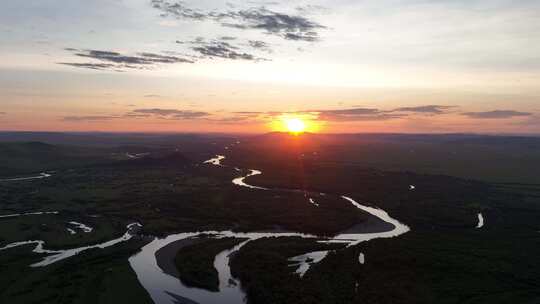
top-left (129, 166), bottom-right (411, 304)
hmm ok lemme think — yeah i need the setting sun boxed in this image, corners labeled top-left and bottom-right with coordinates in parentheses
top-left (268, 113), bottom-right (322, 134)
top-left (286, 118), bottom-right (306, 134)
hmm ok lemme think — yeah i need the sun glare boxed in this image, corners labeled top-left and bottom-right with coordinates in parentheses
top-left (286, 118), bottom-right (306, 134)
top-left (268, 113), bottom-right (322, 134)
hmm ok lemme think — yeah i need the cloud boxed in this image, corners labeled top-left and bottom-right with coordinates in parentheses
top-left (393, 105), bottom-right (455, 114)
top-left (61, 105), bottom-right (462, 126)
top-left (220, 8), bottom-right (326, 42)
top-left (318, 108), bottom-right (380, 115)
top-left (57, 62), bottom-right (121, 71)
top-left (316, 108), bottom-right (405, 122)
top-left (462, 110), bottom-right (532, 119)
top-left (136, 52), bottom-right (194, 64)
top-left (206, 114), bottom-right (260, 124)
top-left (123, 113), bottom-right (151, 118)
top-left (199, 110), bottom-right (282, 124)
top-left (248, 40), bottom-right (271, 52)
top-left (133, 108), bottom-right (184, 115)
top-left (151, 1), bottom-right (326, 42)
top-left (151, 0), bottom-right (207, 20)
top-left (281, 32), bottom-right (319, 42)
top-left (185, 39), bottom-right (268, 61)
top-left (132, 108), bottom-right (210, 119)
top-left (63, 108), bottom-right (211, 123)
top-left (63, 115), bottom-right (119, 122)
top-left (229, 108), bottom-right (406, 122)
top-left (60, 48), bottom-right (194, 71)
top-left (74, 49), bottom-right (183, 65)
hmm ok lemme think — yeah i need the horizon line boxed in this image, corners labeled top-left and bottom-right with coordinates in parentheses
top-left (1, 130), bottom-right (539, 137)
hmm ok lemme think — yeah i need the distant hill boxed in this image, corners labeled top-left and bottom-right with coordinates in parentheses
top-left (0, 141), bottom-right (194, 178)
top-left (0, 132), bottom-right (238, 147)
top-left (1, 132), bottom-right (539, 183)
top-left (0, 142), bottom-right (112, 177)
top-left (237, 133), bottom-right (540, 184)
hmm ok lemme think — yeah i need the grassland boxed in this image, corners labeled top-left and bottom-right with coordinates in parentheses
top-left (0, 133), bottom-right (539, 303)
top-left (174, 237), bottom-right (246, 291)
top-left (0, 239), bottom-right (152, 304)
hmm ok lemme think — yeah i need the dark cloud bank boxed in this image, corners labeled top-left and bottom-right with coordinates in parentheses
top-left (59, 1), bottom-right (327, 71)
top-left (151, 0), bottom-right (326, 42)
top-left (61, 38), bottom-right (269, 71)
top-left (183, 39), bottom-right (268, 61)
top-left (59, 49), bottom-right (194, 71)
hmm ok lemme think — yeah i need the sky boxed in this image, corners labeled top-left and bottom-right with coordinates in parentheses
top-left (0, 0), bottom-right (539, 134)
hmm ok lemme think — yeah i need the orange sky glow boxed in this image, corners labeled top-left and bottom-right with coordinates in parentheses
top-left (0, 1), bottom-right (539, 134)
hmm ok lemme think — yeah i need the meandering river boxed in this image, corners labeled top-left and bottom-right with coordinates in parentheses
top-left (0, 154), bottom-right (414, 304)
top-left (203, 155), bottom-right (225, 166)
top-left (0, 223), bottom-right (141, 267)
top-left (0, 172), bottom-right (51, 182)
top-left (0, 152), bottom-right (490, 304)
top-left (128, 154), bottom-right (411, 304)
top-left (476, 213), bottom-right (485, 228)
